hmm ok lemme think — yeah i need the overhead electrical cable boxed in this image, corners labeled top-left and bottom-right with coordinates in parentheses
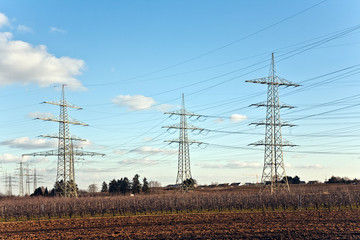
top-left (85, 0), bottom-right (327, 87)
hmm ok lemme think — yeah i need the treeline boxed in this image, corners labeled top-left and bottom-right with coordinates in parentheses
top-left (326, 176), bottom-right (360, 184)
top-left (101, 174), bottom-right (150, 195)
top-left (31, 180), bottom-right (78, 197)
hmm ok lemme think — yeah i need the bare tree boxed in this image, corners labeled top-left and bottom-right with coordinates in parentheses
top-left (88, 184), bottom-right (98, 193)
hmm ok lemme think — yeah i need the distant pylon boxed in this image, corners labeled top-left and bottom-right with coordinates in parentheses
top-left (6, 172), bottom-right (13, 196)
top-left (19, 160), bottom-right (24, 196)
top-left (4, 171), bottom-right (8, 195)
top-left (25, 162), bottom-right (30, 195)
top-left (9, 173), bottom-right (12, 196)
top-left (33, 168), bottom-right (37, 192)
top-left (23, 84), bottom-right (105, 197)
top-left (163, 94), bottom-right (205, 190)
top-left (246, 53), bottom-right (299, 193)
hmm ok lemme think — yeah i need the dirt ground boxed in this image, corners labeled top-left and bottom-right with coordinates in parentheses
top-left (1, 210), bottom-right (359, 239)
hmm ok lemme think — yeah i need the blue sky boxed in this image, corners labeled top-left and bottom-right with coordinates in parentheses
top-left (0, 0), bottom-right (359, 193)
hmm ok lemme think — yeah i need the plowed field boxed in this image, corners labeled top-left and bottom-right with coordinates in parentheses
top-left (1, 210), bottom-right (359, 239)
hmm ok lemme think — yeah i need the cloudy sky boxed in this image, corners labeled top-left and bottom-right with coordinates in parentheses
top-left (0, 0), bottom-right (359, 193)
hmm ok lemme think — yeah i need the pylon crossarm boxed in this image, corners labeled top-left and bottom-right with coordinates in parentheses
top-left (277, 77), bottom-right (301, 87)
top-left (246, 77), bottom-right (300, 87)
top-left (36, 116), bottom-right (89, 126)
top-left (249, 140), bottom-right (296, 147)
top-left (250, 121), bottom-right (296, 127)
top-left (39, 134), bottom-right (87, 141)
top-left (245, 77), bottom-right (269, 85)
top-left (42, 101), bottom-right (83, 109)
top-left (22, 150), bottom-right (58, 157)
top-left (282, 139), bottom-right (297, 147)
top-left (164, 110), bottom-right (202, 118)
top-left (165, 139), bottom-right (204, 145)
top-left (73, 150), bottom-right (105, 157)
top-left (250, 102), bottom-right (295, 109)
top-left (163, 124), bottom-right (205, 131)
top-left (162, 124), bottom-right (180, 129)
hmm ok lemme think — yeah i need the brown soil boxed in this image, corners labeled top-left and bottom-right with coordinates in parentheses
top-left (1, 210), bottom-right (359, 239)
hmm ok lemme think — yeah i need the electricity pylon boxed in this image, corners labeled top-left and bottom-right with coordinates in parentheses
top-left (163, 94), bottom-right (205, 190)
top-left (18, 160), bottom-right (24, 196)
top-left (33, 168), bottom-right (37, 192)
top-left (23, 84), bottom-right (104, 197)
top-left (246, 53), bottom-right (299, 193)
top-left (25, 162), bottom-right (31, 195)
top-left (4, 171), bottom-right (13, 196)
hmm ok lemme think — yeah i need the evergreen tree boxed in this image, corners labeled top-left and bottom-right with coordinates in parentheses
top-left (31, 187), bottom-right (45, 197)
top-left (183, 178), bottom-right (196, 190)
top-left (54, 180), bottom-right (64, 196)
top-left (109, 179), bottom-right (119, 193)
top-left (132, 174), bottom-right (141, 194)
top-left (44, 187), bottom-right (49, 196)
top-left (142, 177), bottom-right (150, 194)
top-left (119, 177), bottom-right (130, 195)
top-left (101, 181), bottom-right (108, 192)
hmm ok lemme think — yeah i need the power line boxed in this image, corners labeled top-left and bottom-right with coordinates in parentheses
top-left (85, 0), bottom-right (327, 87)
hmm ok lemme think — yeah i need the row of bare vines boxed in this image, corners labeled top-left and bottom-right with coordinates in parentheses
top-left (0, 187), bottom-right (359, 221)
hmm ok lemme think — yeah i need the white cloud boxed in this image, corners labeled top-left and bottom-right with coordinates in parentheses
top-left (0, 137), bottom-right (56, 149)
top-left (226, 161), bottom-right (261, 168)
top-left (296, 164), bottom-right (323, 169)
top-left (0, 32), bottom-right (85, 89)
top-left (112, 94), bottom-right (173, 112)
top-left (113, 95), bottom-right (155, 111)
top-left (132, 146), bottom-right (176, 155)
top-left (197, 161), bottom-right (261, 169)
top-left (113, 149), bottom-right (127, 155)
top-left (27, 157), bottom-right (49, 164)
top-left (78, 167), bottom-right (119, 173)
top-left (49, 27), bottom-right (66, 33)
top-left (214, 118), bottom-right (224, 123)
top-left (230, 114), bottom-right (247, 122)
top-left (0, 153), bottom-right (22, 163)
top-left (17, 25), bottom-right (33, 33)
top-left (0, 13), bottom-right (9, 28)
top-left (27, 111), bottom-right (56, 119)
top-left (119, 157), bottom-right (157, 165)
top-left (154, 103), bottom-right (174, 112)
top-left (77, 139), bottom-right (93, 148)
top-left (195, 163), bottom-right (224, 169)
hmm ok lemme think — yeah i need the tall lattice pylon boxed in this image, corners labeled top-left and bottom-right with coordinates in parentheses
top-left (33, 168), bottom-right (37, 192)
top-left (18, 160), bottom-right (24, 196)
top-left (163, 94), bottom-right (204, 190)
top-left (23, 84), bottom-right (104, 197)
top-left (246, 53), bottom-right (299, 193)
top-left (25, 162), bottom-right (30, 195)
top-left (4, 171), bottom-right (13, 196)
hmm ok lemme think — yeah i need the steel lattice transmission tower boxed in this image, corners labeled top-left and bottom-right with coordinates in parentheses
top-left (163, 94), bottom-right (205, 190)
top-left (25, 162), bottom-right (30, 195)
top-left (18, 160), bottom-right (24, 196)
top-left (246, 53), bottom-right (299, 193)
top-left (33, 168), bottom-right (37, 192)
top-left (4, 171), bottom-right (13, 196)
top-left (23, 84), bottom-right (104, 197)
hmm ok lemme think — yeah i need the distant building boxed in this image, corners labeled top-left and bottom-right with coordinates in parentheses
top-left (230, 182), bottom-right (241, 187)
top-left (307, 180), bottom-right (320, 184)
